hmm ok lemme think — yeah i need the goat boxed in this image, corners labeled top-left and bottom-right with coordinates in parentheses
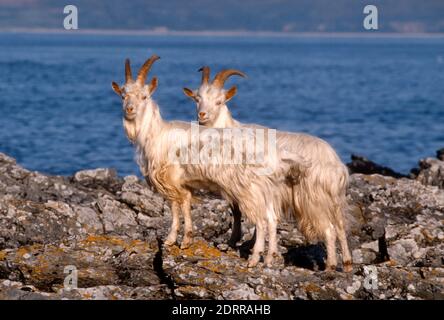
top-left (112, 55), bottom-right (307, 267)
top-left (183, 67), bottom-right (352, 272)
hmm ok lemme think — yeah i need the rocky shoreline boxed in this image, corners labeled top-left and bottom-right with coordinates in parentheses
top-left (0, 151), bottom-right (443, 300)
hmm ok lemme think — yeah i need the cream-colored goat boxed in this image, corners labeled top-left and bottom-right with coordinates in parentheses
top-left (112, 56), bottom-right (307, 267)
top-left (183, 67), bottom-right (352, 271)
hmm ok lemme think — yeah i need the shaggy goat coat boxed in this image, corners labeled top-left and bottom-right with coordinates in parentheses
top-left (123, 97), bottom-right (307, 266)
top-left (209, 112), bottom-right (349, 242)
top-left (185, 74), bottom-right (352, 270)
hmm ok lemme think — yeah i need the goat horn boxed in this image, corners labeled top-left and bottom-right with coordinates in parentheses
top-left (137, 55), bottom-right (161, 85)
top-left (212, 69), bottom-right (247, 88)
top-left (125, 59), bottom-right (133, 83)
top-left (198, 66), bottom-right (210, 85)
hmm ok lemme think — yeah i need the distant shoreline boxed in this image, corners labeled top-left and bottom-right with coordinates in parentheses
top-left (1, 28), bottom-right (444, 38)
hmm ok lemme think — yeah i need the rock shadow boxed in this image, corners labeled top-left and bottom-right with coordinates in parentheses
top-left (283, 243), bottom-right (326, 271)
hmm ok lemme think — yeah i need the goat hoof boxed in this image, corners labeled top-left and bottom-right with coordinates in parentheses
top-left (180, 238), bottom-right (193, 249)
top-left (164, 238), bottom-right (176, 247)
top-left (343, 261), bottom-right (353, 273)
top-left (264, 254), bottom-right (275, 267)
top-left (247, 255), bottom-right (260, 268)
top-left (325, 264), bottom-right (337, 272)
top-left (265, 252), bottom-right (281, 267)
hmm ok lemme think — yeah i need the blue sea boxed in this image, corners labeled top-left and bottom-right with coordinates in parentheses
top-left (0, 33), bottom-right (443, 176)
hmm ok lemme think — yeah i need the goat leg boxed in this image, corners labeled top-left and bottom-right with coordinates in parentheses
top-left (248, 219), bottom-right (265, 268)
top-left (164, 201), bottom-right (180, 246)
top-left (264, 206), bottom-right (279, 267)
top-left (180, 192), bottom-right (193, 249)
top-left (228, 203), bottom-right (242, 248)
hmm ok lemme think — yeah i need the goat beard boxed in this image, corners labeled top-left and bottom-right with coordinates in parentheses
top-left (123, 119), bottom-right (138, 144)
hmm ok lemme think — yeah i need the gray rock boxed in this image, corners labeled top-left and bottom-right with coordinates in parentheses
top-left (414, 157), bottom-right (444, 189)
top-left (74, 168), bottom-right (117, 185)
top-left (0, 152), bottom-right (443, 300)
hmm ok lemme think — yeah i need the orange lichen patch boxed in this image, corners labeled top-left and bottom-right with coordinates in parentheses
top-left (176, 240), bottom-right (222, 259)
top-left (225, 250), bottom-right (240, 258)
top-left (12, 245), bottom-right (66, 281)
top-left (31, 251), bottom-right (63, 278)
top-left (0, 251), bottom-right (7, 261)
top-left (258, 293), bottom-right (271, 300)
top-left (14, 244), bottom-right (44, 260)
top-left (32, 249), bottom-right (61, 275)
top-left (176, 285), bottom-right (208, 297)
top-left (167, 245), bottom-right (182, 257)
top-left (234, 265), bottom-right (248, 273)
top-left (127, 239), bottom-right (151, 252)
top-left (28, 259), bottom-right (52, 281)
top-left (38, 244), bottom-right (65, 256)
top-left (16, 247), bottom-right (30, 257)
top-left (342, 293), bottom-right (354, 300)
top-left (428, 268), bottom-right (443, 277)
top-left (198, 260), bottom-right (226, 274)
top-left (304, 283), bottom-right (321, 293)
top-left (82, 292), bottom-right (93, 299)
top-left (84, 235), bottom-right (125, 245)
top-left (386, 259), bottom-right (397, 267)
top-left (3, 245), bottom-right (55, 280)
top-left (362, 174), bottom-right (395, 186)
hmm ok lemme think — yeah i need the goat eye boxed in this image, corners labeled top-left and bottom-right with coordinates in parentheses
top-left (142, 95), bottom-right (147, 100)
top-left (216, 100), bottom-right (222, 105)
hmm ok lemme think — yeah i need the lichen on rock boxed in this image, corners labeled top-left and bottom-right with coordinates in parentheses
top-left (0, 152), bottom-right (443, 300)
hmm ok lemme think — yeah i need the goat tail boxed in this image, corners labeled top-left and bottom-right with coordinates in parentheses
top-left (291, 160), bottom-right (349, 242)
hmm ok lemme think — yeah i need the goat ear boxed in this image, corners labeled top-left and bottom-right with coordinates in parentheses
top-left (183, 88), bottom-right (197, 101)
top-left (111, 82), bottom-right (122, 96)
top-left (149, 77), bottom-right (158, 95)
top-left (225, 86), bottom-right (237, 102)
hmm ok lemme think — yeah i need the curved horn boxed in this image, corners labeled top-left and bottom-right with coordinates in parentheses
top-left (125, 59), bottom-right (133, 83)
top-left (136, 55), bottom-right (160, 85)
top-left (212, 69), bottom-right (246, 88)
top-left (198, 66), bottom-right (210, 85)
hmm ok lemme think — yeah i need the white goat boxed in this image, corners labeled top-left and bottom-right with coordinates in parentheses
top-left (112, 56), bottom-right (306, 267)
top-left (183, 67), bottom-right (352, 271)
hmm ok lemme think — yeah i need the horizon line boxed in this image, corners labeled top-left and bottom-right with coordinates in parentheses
top-left (1, 28), bottom-right (444, 38)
